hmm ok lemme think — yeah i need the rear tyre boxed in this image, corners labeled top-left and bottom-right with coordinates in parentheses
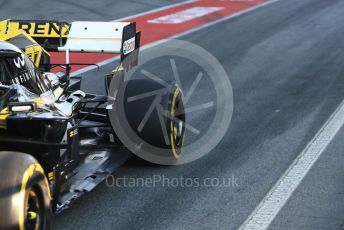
top-left (0, 152), bottom-right (51, 230)
top-left (114, 79), bottom-right (186, 164)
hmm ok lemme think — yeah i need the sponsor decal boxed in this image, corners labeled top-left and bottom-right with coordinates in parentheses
top-left (7, 21), bottom-right (69, 37)
top-left (11, 54), bottom-right (33, 85)
top-left (13, 53), bottom-right (25, 69)
top-left (11, 70), bottom-right (33, 85)
top-left (69, 129), bottom-right (78, 137)
top-left (25, 45), bottom-right (43, 67)
top-left (123, 37), bottom-right (135, 55)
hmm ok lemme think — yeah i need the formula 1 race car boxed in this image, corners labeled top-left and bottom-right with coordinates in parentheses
top-left (0, 20), bottom-right (186, 229)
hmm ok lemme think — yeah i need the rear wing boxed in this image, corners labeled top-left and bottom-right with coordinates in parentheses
top-left (58, 21), bottom-right (140, 61)
top-left (0, 20), bottom-right (141, 66)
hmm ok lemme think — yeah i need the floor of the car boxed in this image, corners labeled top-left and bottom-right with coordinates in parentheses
top-left (56, 148), bottom-right (131, 213)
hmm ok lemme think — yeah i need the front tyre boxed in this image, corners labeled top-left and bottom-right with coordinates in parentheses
top-left (0, 152), bottom-right (51, 230)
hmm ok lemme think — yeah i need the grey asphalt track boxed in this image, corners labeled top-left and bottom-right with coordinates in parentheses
top-left (2, 0), bottom-right (344, 229)
top-left (268, 128), bottom-right (344, 230)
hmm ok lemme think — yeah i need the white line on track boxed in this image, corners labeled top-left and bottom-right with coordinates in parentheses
top-left (71, 0), bottom-right (283, 76)
top-left (238, 98), bottom-right (344, 230)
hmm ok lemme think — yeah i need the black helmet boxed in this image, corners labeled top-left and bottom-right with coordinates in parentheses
top-left (0, 41), bottom-right (50, 95)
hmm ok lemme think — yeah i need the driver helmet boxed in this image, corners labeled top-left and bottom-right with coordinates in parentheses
top-left (0, 41), bottom-right (50, 96)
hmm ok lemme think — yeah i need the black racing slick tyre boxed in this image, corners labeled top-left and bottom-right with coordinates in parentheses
top-left (0, 152), bottom-right (51, 230)
top-left (115, 79), bottom-right (186, 164)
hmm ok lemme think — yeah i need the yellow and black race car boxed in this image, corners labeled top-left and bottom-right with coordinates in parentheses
top-left (0, 20), bottom-right (185, 230)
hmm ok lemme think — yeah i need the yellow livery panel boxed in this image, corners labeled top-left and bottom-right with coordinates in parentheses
top-left (2, 20), bottom-right (69, 38)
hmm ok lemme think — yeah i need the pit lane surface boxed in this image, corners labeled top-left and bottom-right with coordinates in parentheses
top-left (2, 0), bottom-right (344, 229)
